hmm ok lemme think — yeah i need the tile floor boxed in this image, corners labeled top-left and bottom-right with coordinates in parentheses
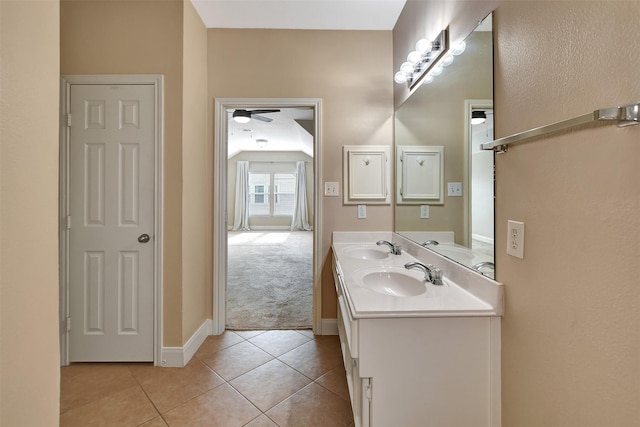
top-left (60, 330), bottom-right (354, 427)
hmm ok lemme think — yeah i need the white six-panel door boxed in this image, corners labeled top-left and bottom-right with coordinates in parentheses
top-left (68, 84), bottom-right (155, 362)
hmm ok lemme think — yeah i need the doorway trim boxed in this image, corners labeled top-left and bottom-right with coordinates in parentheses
top-left (213, 98), bottom-right (322, 335)
top-left (59, 74), bottom-right (164, 366)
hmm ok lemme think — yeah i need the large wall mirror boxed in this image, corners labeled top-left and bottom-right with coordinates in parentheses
top-left (394, 13), bottom-right (495, 277)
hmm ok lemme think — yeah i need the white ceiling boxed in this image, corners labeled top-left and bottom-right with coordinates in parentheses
top-left (191, 0), bottom-right (407, 31)
top-left (227, 108), bottom-right (315, 158)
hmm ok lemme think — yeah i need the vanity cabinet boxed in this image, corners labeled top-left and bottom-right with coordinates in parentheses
top-left (333, 258), bottom-right (501, 427)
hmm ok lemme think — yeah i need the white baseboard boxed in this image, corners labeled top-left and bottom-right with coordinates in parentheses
top-left (321, 318), bottom-right (338, 335)
top-left (160, 319), bottom-right (212, 367)
top-left (161, 318), bottom-right (334, 367)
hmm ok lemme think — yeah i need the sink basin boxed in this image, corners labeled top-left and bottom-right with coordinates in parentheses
top-left (342, 246), bottom-right (390, 261)
top-left (354, 267), bottom-right (427, 297)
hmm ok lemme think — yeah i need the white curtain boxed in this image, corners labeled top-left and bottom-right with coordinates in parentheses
top-left (232, 161), bottom-right (250, 231)
top-left (291, 161), bottom-right (312, 231)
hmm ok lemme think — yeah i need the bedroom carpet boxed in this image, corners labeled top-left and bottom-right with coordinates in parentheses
top-left (226, 232), bottom-right (313, 330)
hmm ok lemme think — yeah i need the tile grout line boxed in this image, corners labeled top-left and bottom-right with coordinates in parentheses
top-left (127, 364), bottom-right (169, 426)
top-left (198, 332), bottom-right (350, 425)
top-left (189, 334), bottom-right (283, 427)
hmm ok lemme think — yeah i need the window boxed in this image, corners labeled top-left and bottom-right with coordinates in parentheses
top-left (249, 173), bottom-right (270, 216)
top-left (248, 171), bottom-right (296, 217)
top-left (274, 173), bottom-right (296, 216)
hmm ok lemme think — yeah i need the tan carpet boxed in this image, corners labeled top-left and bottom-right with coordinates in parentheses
top-left (226, 231), bottom-right (313, 329)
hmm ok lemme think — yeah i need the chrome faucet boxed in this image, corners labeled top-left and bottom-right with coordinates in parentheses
top-left (404, 262), bottom-right (444, 286)
top-left (376, 240), bottom-right (402, 255)
top-left (421, 240), bottom-right (439, 247)
top-left (472, 261), bottom-right (495, 271)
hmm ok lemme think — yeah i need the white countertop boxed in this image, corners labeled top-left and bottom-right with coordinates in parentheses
top-left (332, 232), bottom-right (503, 318)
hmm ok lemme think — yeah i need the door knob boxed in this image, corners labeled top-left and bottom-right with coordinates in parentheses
top-left (138, 233), bottom-right (150, 243)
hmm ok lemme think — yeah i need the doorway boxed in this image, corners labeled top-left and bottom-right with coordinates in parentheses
top-left (59, 75), bottom-right (163, 365)
top-left (213, 98), bottom-right (322, 335)
top-left (464, 99), bottom-right (494, 257)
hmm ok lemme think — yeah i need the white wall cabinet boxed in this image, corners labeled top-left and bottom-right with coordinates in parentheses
top-left (396, 145), bottom-right (444, 204)
top-left (333, 258), bottom-right (501, 427)
top-left (343, 145), bottom-right (391, 205)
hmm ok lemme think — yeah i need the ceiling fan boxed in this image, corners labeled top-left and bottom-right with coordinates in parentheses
top-left (231, 109), bottom-right (280, 123)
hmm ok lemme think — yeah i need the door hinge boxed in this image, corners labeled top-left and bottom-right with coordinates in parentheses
top-left (66, 113), bottom-right (72, 127)
top-left (66, 317), bottom-right (71, 332)
top-left (365, 382), bottom-right (372, 401)
top-left (66, 215), bottom-right (72, 229)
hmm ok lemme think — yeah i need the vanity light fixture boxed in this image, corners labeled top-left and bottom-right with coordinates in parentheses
top-left (394, 29), bottom-right (449, 88)
top-left (471, 110), bottom-right (487, 125)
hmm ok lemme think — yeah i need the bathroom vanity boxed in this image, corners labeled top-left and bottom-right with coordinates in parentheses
top-left (332, 232), bottom-right (503, 427)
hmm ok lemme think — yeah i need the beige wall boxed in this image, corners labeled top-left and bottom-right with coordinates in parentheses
top-left (395, 1), bottom-right (640, 425)
top-left (494, 2), bottom-right (640, 425)
top-left (0, 0), bottom-right (61, 425)
top-left (207, 29), bottom-right (394, 319)
top-left (181, 0), bottom-right (209, 343)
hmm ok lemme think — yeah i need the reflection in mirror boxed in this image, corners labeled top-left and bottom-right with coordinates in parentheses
top-left (394, 14), bottom-right (495, 277)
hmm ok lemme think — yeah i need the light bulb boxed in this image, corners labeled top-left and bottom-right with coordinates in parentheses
top-left (441, 54), bottom-right (454, 67)
top-left (452, 41), bottom-right (466, 56)
top-left (430, 64), bottom-right (443, 76)
top-left (400, 61), bottom-right (415, 75)
top-left (233, 116), bottom-right (250, 124)
top-left (407, 51), bottom-right (422, 65)
top-left (394, 71), bottom-right (408, 84)
top-left (422, 75), bottom-right (434, 85)
top-left (415, 39), bottom-right (432, 55)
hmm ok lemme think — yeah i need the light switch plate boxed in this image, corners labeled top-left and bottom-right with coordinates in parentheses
top-left (420, 205), bottom-right (430, 218)
top-left (324, 182), bottom-right (339, 197)
top-left (507, 220), bottom-right (525, 259)
top-left (357, 205), bottom-right (367, 219)
top-left (447, 182), bottom-right (462, 197)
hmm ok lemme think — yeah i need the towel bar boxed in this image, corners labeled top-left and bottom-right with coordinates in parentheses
top-left (482, 101), bottom-right (640, 153)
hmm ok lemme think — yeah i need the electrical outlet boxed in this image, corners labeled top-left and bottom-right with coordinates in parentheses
top-left (357, 205), bottom-right (367, 219)
top-left (507, 220), bottom-right (525, 259)
top-left (447, 182), bottom-right (462, 197)
top-left (324, 182), bottom-right (339, 197)
top-left (420, 205), bottom-right (430, 219)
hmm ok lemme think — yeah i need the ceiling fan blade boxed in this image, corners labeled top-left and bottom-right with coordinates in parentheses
top-left (252, 114), bottom-right (273, 123)
top-left (250, 109), bottom-right (280, 115)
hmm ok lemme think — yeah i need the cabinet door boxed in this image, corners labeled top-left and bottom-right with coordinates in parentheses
top-left (396, 145), bottom-right (444, 204)
top-left (342, 145), bottom-right (391, 205)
